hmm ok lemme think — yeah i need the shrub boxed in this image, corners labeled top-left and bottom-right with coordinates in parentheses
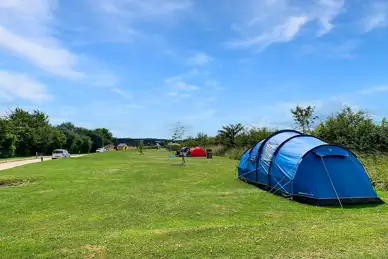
top-left (225, 147), bottom-right (246, 160)
top-left (143, 146), bottom-right (158, 150)
top-left (210, 145), bottom-right (228, 157)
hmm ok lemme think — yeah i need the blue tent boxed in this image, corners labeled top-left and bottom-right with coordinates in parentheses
top-left (237, 130), bottom-right (383, 205)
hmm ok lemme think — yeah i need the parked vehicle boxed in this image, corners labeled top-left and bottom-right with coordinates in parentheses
top-left (52, 149), bottom-right (71, 159)
top-left (96, 148), bottom-right (107, 152)
top-left (176, 147), bottom-right (191, 157)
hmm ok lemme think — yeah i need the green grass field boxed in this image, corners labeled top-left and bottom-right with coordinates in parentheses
top-left (0, 151), bottom-right (387, 258)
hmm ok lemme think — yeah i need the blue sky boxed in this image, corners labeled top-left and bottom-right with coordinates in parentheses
top-left (1, 0), bottom-right (388, 138)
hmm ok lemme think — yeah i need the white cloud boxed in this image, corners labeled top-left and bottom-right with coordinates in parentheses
top-left (111, 88), bottom-right (133, 98)
top-left (300, 39), bottom-right (362, 59)
top-left (359, 86), bottom-right (388, 95)
top-left (186, 52), bottom-right (212, 66)
top-left (124, 103), bottom-right (144, 109)
top-left (171, 81), bottom-right (199, 91)
top-left (0, 0), bottom-right (83, 79)
top-left (225, 0), bottom-right (344, 51)
top-left (90, 70), bottom-right (119, 87)
top-left (227, 16), bottom-right (309, 49)
top-left (99, 0), bottom-right (192, 17)
top-left (0, 26), bottom-right (84, 79)
top-left (361, 1), bottom-right (388, 32)
top-left (0, 71), bottom-right (50, 102)
top-left (164, 70), bottom-right (200, 100)
top-left (93, 0), bottom-right (192, 40)
top-left (205, 80), bottom-right (220, 86)
top-left (164, 69), bottom-right (200, 83)
top-left (0, 0), bottom-right (120, 88)
top-left (316, 0), bottom-right (345, 36)
top-left (0, 0), bottom-right (55, 37)
top-left (168, 92), bottom-right (190, 98)
top-left (205, 97), bottom-right (217, 102)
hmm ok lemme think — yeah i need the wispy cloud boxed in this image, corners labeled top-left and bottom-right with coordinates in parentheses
top-left (0, 0), bottom-right (119, 88)
top-left (93, 0), bottom-right (192, 40)
top-left (226, 16), bottom-right (308, 50)
top-left (205, 80), bottom-right (220, 86)
top-left (361, 1), bottom-right (388, 32)
top-left (111, 88), bottom-right (133, 98)
top-left (225, 0), bottom-right (344, 51)
top-left (164, 69), bottom-right (200, 83)
top-left (164, 69), bottom-right (200, 99)
top-left (300, 39), bottom-right (362, 59)
top-left (0, 26), bottom-right (84, 79)
top-left (0, 1), bottom-right (84, 79)
top-left (0, 71), bottom-right (51, 102)
top-left (359, 86), bottom-right (388, 95)
top-left (99, 0), bottom-right (192, 17)
top-left (124, 103), bottom-right (144, 109)
top-left (167, 92), bottom-right (190, 98)
top-left (205, 97), bottom-right (217, 102)
top-left (171, 81), bottom-right (199, 91)
top-left (186, 52), bottom-right (213, 66)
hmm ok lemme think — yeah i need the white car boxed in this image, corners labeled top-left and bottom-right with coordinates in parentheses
top-left (52, 149), bottom-right (71, 159)
top-left (96, 148), bottom-right (107, 152)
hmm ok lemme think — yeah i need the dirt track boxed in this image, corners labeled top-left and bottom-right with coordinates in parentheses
top-left (0, 155), bottom-right (85, 171)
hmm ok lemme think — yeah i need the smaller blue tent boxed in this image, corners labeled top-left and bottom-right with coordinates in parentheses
top-left (238, 130), bottom-right (383, 205)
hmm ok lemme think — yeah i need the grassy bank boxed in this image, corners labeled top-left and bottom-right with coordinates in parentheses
top-left (0, 150), bottom-right (387, 258)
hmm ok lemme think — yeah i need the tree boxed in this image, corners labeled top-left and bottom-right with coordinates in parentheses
top-left (136, 140), bottom-right (144, 154)
top-left (0, 118), bottom-right (17, 158)
top-left (95, 128), bottom-right (114, 145)
top-left (79, 135), bottom-right (92, 154)
top-left (236, 126), bottom-right (274, 147)
top-left (195, 132), bottom-right (208, 148)
top-left (291, 105), bottom-right (318, 133)
top-left (50, 127), bottom-right (66, 151)
top-left (218, 123), bottom-right (244, 147)
top-left (7, 108), bottom-right (51, 156)
top-left (171, 122), bottom-right (186, 142)
top-left (314, 106), bottom-right (379, 152)
top-left (87, 130), bottom-right (104, 152)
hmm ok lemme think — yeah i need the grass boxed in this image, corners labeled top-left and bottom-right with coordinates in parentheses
top-left (0, 150), bottom-right (387, 258)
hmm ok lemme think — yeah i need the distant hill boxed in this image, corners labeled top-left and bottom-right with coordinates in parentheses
top-left (114, 138), bottom-right (169, 147)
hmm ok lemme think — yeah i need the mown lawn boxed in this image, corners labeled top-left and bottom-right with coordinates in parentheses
top-left (0, 151), bottom-right (387, 258)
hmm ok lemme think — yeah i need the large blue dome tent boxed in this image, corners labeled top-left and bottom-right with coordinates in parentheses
top-left (237, 130), bottom-right (383, 205)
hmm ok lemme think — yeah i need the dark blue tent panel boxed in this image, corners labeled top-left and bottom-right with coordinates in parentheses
top-left (237, 130), bottom-right (383, 205)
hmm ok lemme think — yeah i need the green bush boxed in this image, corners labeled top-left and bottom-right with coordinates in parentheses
top-left (225, 147), bottom-right (246, 160)
top-left (168, 144), bottom-right (181, 151)
top-left (209, 145), bottom-right (245, 160)
top-left (143, 146), bottom-right (158, 150)
top-left (357, 153), bottom-right (388, 190)
top-left (209, 145), bottom-right (228, 157)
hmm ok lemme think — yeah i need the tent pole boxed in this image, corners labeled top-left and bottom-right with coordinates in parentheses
top-left (320, 157), bottom-right (343, 209)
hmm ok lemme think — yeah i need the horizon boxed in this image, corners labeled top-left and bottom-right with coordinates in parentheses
top-left (1, 0), bottom-right (388, 138)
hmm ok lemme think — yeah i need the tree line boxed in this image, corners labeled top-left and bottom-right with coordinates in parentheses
top-left (180, 105), bottom-right (388, 154)
top-left (2, 104), bottom-right (386, 158)
top-left (0, 108), bottom-right (114, 158)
